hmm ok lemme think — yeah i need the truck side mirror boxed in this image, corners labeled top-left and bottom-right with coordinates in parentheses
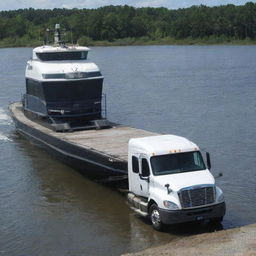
top-left (206, 152), bottom-right (211, 170)
top-left (165, 184), bottom-right (172, 194)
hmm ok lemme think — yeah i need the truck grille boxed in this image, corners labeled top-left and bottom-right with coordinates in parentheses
top-left (178, 185), bottom-right (215, 209)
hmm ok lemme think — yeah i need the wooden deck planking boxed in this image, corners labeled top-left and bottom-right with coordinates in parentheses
top-left (10, 102), bottom-right (158, 161)
top-left (61, 128), bottom-right (157, 160)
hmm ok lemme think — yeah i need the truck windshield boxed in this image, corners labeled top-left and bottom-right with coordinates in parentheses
top-left (150, 151), bottom-right (206, 176)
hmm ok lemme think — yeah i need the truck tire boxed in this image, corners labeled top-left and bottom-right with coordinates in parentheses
top-left (149, 204), bottom-right (163, 231)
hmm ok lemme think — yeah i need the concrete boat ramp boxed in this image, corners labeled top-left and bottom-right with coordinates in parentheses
top-left (123, 224), bottom-right (256, 256)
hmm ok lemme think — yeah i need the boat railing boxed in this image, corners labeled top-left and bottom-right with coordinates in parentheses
top-left (23, 93), bottom-right (107, 119)
top-left (23, 94), bottom-right (47, 116)
top-left (101, 93), bottom-right (107, 119)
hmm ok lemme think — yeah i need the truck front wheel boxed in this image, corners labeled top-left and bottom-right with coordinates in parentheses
top-left (149, 204), bottom-right (163, 231)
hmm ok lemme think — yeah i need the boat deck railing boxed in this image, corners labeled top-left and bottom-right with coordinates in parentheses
top-left (101, 93), bottom-right (107, 119)
top-left (23, 93), bottom-right (107, 119)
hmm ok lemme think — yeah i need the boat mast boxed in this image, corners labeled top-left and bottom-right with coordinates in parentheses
top-left (54, 24), bottom-right (61, 45)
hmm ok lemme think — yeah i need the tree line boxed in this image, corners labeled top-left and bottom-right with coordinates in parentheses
top-left (0, 3), bottom-right (255, 46)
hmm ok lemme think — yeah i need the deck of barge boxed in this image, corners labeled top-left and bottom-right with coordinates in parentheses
top-left (10, 102), bottom-right (158, 162)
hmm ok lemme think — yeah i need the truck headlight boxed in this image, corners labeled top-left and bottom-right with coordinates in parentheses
top-left (216, 187), bottom-right (225, 203)
top-left (163, 200), bottom-right (179, 210)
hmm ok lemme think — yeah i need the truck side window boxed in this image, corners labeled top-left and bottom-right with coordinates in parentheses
top-left (141, 158), bottom-right (150, 177)
top-left (132, 156), bottom-right (139, 173)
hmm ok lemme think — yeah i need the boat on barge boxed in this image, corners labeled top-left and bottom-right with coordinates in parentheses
top-left (9, 24), bottom-right (157, 186)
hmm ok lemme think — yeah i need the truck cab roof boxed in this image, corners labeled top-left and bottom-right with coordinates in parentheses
top-left (129, 135), bottom-right (199, 156)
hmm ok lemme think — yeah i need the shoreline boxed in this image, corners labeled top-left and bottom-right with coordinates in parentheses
top-left (123, 223), bottom-right (256, 256)
top-left (0, 37), bottom-right (256, 49)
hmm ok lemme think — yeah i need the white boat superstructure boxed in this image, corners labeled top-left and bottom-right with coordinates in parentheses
top-left (27, 47), bottom-right (101, 81)
top-left (24, 24), bottom-right (108, 131)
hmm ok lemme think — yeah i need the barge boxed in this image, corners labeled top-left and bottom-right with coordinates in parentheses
top-left (10, 101), bottom-right (156, 186)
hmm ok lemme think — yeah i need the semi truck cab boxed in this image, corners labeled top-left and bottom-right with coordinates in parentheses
top-left (127, 135), bottom-right (226, 230)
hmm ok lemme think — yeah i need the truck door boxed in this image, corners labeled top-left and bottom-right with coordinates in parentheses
top-left (129, 155), bottom-right (141, 195)
top-left (138, 155), bottom-right (150, 198)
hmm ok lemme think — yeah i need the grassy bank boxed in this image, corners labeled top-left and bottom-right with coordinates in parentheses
top-left (0, 36), bottom-right (41, 48)
top-left (89, 36), bottom-right (256, 46)
top-left (0, 36), bottom-right (255, 48)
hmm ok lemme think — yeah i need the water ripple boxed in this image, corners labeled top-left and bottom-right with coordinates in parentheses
top-left (0, 132), bottom-right (11, 142)
top-left (0, 108), bottom-right (12, 125)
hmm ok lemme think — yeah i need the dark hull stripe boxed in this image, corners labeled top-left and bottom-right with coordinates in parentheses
top-left (17, 127), bottom-right (127, 174)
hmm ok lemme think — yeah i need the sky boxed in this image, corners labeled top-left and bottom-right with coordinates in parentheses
top-left (0, 0), bottom-right (255, 11)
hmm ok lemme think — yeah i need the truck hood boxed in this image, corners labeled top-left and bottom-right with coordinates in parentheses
top-left (153, 170), bottom-right (215, 191)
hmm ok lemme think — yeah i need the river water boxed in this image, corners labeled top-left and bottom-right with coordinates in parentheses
top-left (0, 45), bottom-right (256, 255)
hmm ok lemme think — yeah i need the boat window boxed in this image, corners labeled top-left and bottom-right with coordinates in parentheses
top-left (42, 79), bottom-right (103, 102)
top-left (81, 51), bottom-right (87, 59)
top-left (42, 71), bottom-right (102, 79)
top-left (132, 156), bottom-right (139, 173)
top-left (151, 151), bottom-right (206, 176)
top-left (26, 79), bottom-right (45, 99)
top-left (36, 51), bottom-right (88, 61)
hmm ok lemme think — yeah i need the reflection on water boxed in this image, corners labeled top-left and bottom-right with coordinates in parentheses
top-left (0, 46), bottom-right (256, 255)
top-left (0, 136), bottom-right (171, 255)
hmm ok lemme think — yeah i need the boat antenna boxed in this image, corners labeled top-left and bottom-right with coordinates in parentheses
top-left (45, 28), bottom-right (50, 45)
top-left (54, 24), bottom-right (67, 46)
top-left (71, 29), bottom-right (74, 45)
top-left (54, 24), bottom-right (61, 45)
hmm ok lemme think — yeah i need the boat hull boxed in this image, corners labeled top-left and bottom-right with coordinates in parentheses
top-left (11, 107), bottom-right (128, 188)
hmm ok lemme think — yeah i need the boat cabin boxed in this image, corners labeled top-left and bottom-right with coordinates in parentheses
top-left (24, 24), bottom-right (108, 131)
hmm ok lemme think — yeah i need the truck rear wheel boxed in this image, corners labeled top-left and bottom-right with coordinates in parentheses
top-left (149, 204), bottom-right (163, 231)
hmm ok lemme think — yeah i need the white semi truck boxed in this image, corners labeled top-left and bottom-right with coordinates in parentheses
top-left (127, 135), bottom-right (225, 231)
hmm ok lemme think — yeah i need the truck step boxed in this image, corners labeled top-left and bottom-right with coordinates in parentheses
top-left (130, 207), bottom-right (148, 217)
top-left (127, 193), bottom-right (149, 215)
